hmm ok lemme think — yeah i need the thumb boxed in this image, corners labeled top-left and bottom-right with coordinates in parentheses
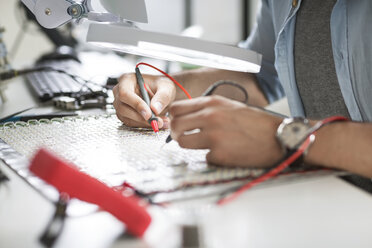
top-left (150, 85), bottom-right (174, 115)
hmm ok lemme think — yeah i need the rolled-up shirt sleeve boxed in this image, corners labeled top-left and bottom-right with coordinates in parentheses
top-left (239, 0), bottom-right (285, 103)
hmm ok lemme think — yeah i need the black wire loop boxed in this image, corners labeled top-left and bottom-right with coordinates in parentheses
top-left (202, 80), bottom-right (249, 104)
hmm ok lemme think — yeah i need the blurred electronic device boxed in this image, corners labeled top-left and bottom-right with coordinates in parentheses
top-left (37, 45), bottom-right (79, 62)
top-left (53, 95), bottom-right (108, 110)
top-left (24, 46), bottom-right (108, 104)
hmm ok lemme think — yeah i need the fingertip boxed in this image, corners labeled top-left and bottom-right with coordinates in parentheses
top-left (157, 118), bottom-right (164, 129)
top-left (151, 88), bottom-right (173, 115)
top-left (140, 109), bottom-right (151, 121)
top-left (170, 130), bottom-right (180, 142)
top-left (168, 100), bottom-right (184, 116)
top-left (151, 101), bottom-right (163, 115)
top-left (161, 117), bottom-right (169, 129)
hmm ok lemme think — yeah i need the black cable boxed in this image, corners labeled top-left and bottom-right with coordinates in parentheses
top-left (0, 66), bottom-right (112, 103)
top-left (39, 193), bottom-right (68, 247)
top-left (0, 168), bottom-right (9, 189)
top-left (0, 67), bottom-right (85, 82)
top-left (202, 80), bottom-right (249, 104)
top-left (0, 67), bottom-right (97, 92)
top-left (0, 69), bottom-right (35, 81)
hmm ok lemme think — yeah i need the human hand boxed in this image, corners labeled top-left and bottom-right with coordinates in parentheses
top-left (113, 73), bottom-right (177, 128)
top-left (169, 96), bottom-right (285, 168)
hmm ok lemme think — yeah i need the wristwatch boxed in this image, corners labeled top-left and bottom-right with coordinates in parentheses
top-left (276, 117), bottom-right (312, 153)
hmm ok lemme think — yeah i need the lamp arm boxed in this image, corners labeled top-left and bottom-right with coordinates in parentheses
top-left (20, 0), bottom-right (148, 29)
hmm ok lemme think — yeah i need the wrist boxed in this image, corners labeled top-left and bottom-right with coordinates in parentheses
top-left (275, 116), bottom-right (348, 167)
top-left (304, 121), bottom-right (343, 167)
top-left (304, 116), bottom-right (349, 167)
top-left (171, 72), bottom-right (191, 101)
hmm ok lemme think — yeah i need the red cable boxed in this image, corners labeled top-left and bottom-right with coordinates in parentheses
top-left (136, 62), bottom-right (192, 99)
top-left (217, 136), bottom-right (313, 205)
top-left (217, 115), bottom-right (348, 206)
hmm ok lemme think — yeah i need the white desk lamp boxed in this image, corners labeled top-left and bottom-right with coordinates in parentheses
top-left (20, 0), bottom-right (261, 73)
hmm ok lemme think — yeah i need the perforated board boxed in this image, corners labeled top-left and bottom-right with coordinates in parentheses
top-left (0, 115), bottom-right (266, 195)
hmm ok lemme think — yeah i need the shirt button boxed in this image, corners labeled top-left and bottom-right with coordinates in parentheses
top-left (292, 0), bottom-right (298, 8)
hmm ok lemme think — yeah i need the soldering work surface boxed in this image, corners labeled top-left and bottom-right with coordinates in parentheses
top-left (0, 115), bottom-right (269, 195)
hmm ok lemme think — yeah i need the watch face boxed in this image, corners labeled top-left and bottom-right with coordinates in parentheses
top-left (277, 118), bottom-right (310, 150)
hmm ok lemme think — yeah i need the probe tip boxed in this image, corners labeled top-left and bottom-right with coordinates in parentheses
top-left (150, 119), bottom-right (159, 133)
top-left (150, 119), bottom-right (160, 140)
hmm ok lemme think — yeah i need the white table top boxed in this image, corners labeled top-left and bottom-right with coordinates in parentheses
top-left (1, 160), bottom-right (372, 248)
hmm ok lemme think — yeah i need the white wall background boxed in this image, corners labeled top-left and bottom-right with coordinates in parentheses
top-left (0, 0), bottom-right (54, 67)
top-left (250, 0), bottom-right (260, 30)
top-left (192, 0), bottom-right (242, 44)
top-left (0, 0), bottom-right (260, 67)
top-left (143, 0), bottom-right (260, 44)
top-left (140, 0), bottom-right (185, 34)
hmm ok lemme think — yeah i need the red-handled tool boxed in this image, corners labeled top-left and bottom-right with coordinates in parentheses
top-left (29, 149), bottom-right (152, 237)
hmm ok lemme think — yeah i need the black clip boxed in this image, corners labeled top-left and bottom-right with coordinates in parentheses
top-left (39, 193), bottom-right (69, 247)
top-left (182, 224), bottom-right (200, 248)
top-left (0, 168), bottom-right (9, 184)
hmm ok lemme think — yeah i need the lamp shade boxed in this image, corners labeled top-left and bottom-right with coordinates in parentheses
top-left (87, 23), bottom-right (261, 73)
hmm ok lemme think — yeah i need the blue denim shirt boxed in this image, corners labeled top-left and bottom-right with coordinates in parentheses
top-left (240, 0), bottom-right (372, 121)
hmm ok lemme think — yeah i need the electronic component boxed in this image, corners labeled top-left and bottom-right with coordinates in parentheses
top-left (53, 95), bottom-right (108, 110)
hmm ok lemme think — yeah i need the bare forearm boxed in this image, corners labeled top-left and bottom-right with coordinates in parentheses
top-left (306, 121), bottom-right (372, 178)
top-left (172, 68), bottom-right (268, 107)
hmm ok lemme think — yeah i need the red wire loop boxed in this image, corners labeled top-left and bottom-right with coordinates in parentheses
top-left (135, 62), bottom-right (192, 99)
